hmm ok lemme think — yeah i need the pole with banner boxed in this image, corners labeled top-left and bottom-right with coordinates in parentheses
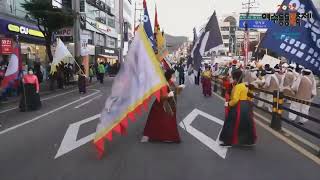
top-left (80, 34), bottom-right (89, 76)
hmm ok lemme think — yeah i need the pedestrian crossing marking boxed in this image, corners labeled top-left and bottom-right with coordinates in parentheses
top-left (179, 109), bottom-right (228, 159)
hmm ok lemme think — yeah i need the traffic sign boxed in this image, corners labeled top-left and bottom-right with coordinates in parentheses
top-left (239, 19), bottom-right (272, 29)
top-left (239, 13), bottom-right (264, 20)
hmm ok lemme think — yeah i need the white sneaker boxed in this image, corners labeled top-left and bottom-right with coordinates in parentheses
top-left (140, 136), bottom-right (149, 143)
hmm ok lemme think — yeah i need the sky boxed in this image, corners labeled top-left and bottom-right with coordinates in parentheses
top-left (141, 0), bottom-right (320, 39)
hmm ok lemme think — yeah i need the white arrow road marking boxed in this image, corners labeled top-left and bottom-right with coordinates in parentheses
top-left (74, 94), bottom-right (103, 109)
top-left (55, 114), bottom-right (101, 159)
top-left (179, 108), bottom-right (228, 159)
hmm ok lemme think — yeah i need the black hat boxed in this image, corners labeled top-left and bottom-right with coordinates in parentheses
top-left (231, 68), bottom-right (243, 82)
top-left (302, 69), bottom-right (312, 76)
top-left (164, 69), bottom-right (175, 81)
top-left (264, 64), bottom-right (270, 69)
top-left (274, 64), bottom-right (280, 72)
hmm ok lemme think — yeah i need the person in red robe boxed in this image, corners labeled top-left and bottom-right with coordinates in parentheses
top-left (201, 65), bottom-right (213, 97)
top-left (141, 69), bottom-right (185, 143)
top-left (19, 68), bottom-right (41, 111)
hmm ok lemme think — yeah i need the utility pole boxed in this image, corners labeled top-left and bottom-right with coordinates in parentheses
top-left (242, 0), bottom-right (258, 66)
top-left (134, 2), bottom-right (143, 29)
top-left (119, 0), bottom-right (124, 62)
top-left (72, 0), bottom-right (81, 59)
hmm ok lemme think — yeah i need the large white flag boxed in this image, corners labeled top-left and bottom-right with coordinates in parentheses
top-left (51, 38), bottom-right (74, 74)
top-left (94, 25), bottom-right (168, 158)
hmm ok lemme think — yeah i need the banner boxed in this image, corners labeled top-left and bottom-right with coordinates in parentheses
top-left (261, 0), bottom-right (320, 75)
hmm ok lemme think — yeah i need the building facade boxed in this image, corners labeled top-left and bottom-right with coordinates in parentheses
top-left (0, 0), bottom-right (47, 67)
top-left (114, 0), bottom-right (134, 56)
top-left (76, 0), bottom-right (119, 65)
top-left (218, 13), bottom-right (260, 56)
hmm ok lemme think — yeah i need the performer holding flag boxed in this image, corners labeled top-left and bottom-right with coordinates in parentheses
top-left (141, 69), bottom-right (185, 143)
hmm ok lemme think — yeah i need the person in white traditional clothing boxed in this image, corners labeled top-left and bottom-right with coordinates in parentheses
top-left (257, 64), bottom-right (269, 108)
top-left (262, 66), bottom-right (280, 112)
top-left (243, 65), bottom-right (251, 85)
top-left (280, 64), bottom-right (296, 97)
top-left (288, 69), bottom-right (317, 125)
top-left (274, 64), bottom-right (284, 87)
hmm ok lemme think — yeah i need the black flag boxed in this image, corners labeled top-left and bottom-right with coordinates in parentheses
top-left (191, 11), bottom-right (223, 73)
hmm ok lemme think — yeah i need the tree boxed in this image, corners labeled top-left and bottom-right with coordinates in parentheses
top-left (22, 0), bottom-right (74, 62)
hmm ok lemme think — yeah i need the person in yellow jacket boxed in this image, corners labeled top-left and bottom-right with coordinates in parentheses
top-left (201, 65), bottom-right (213, 97)
top-left (219, 68), bottom-right (257, 147)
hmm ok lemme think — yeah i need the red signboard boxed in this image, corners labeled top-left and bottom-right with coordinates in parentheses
top-left (0, 38), bottom-right (13, 54)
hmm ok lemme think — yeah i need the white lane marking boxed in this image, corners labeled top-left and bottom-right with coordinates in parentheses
top-left (0, 89), bottom-right (78, 114)
top-left (255, 119), bottom-right (320, 166)
top-left (0, 90), bottom-right (100, 136)
top-left (179, 108), bottom-right (228, 159)
top-left (55, 114), bottom-right (100, 159)
top-left (212, 91), bottom-right (320, 165)
top-left (0, 107), bottom-right (18, 114)
top-left (253, 112), bottom-right (320, 153)
top-left (42, 89), bottom-right (78, 101)
top-left (74, 94), bottom-right (103, 109)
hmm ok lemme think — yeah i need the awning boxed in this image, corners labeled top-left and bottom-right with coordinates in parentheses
top-left (98, 54), bottom-right (118, 59)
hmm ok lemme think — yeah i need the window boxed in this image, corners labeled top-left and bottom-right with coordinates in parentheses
top-left (95, 33), bottom-right (105, 46)
top-left (106, 36), bottom-right (116, 48)
top-left (224, 43), bottom-right (229, 48)
top-left (221, 27), bottom-right (229, 31)
top-left (222, 35), bottom-right (229, 39)
top-left (108, 17), bottom-right (115, 28)
top-left (80, 0), bottom-right (85, 12)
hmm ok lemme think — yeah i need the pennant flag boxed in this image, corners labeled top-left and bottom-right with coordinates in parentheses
top-left (154, 5), bottom-right (160, 34)
top-left (0, 44), bottom-right (20, 89)
top-left (191, 11), bottom-right (223, 73)
top-left (93, 25), bottom-right (168, 158)
top-left (154, 6), bottom-right (169, 62)
top-left (50, 38), bottom-right (74, 74)
top-left (260, 0), bottom-right (320, 75)
top-left (143, 0), bottom-right (156, 50)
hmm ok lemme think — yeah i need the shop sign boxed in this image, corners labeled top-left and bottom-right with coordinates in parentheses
top-left (0, 38), bottom-right (13, 54)
top-left (56, 28), bottom-right (73, 37)
top-left (80, 34), bottom-right (89, 56)
top-left (7, 24), bottom-right (44, 38)
top-left (104, 49), bottom-right (114, 54)
top-left (86, 18), bottom-right (118, 38)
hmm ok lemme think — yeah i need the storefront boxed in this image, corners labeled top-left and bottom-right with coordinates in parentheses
top-left (0, 15), bottom-right (46, 67)
top-left (95, 46), bottom-right (119, 65)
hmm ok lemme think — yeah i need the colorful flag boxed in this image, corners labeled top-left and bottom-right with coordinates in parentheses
top-left (143, 0), bottom-right (156, 50)
top-left (260, 0), bottom-right (320, 75)
top-left (0, 44), bottom-right (20, 89)
top-left (50, 38), bottom-right (74, 74)
top-left (154, 5), bottom-right (169, 62)
top-left (94, 26), bottom-right (168, 158)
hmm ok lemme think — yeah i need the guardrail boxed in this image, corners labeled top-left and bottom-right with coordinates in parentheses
top-left (212, 76), bottom-right (320, 156)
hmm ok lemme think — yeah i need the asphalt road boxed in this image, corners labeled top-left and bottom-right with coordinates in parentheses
top-left (0, 77), bottom-right (319, 180)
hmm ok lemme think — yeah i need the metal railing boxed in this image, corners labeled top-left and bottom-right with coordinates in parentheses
top-left (212, 76), bottom-right (320, 156)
